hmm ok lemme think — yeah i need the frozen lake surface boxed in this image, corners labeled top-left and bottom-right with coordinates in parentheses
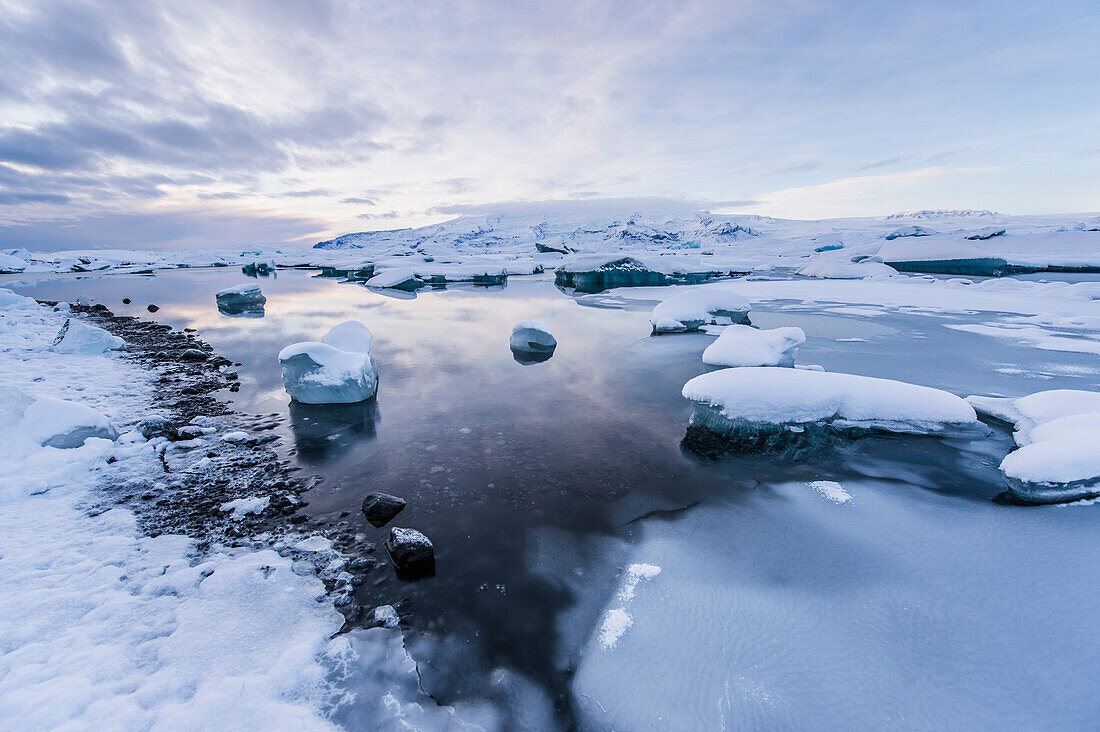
top-left (11, 268), bottom-right (1100, 729)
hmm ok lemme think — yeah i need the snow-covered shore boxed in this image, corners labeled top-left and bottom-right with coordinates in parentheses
top-left (0, 290), bottom-right (481, 729)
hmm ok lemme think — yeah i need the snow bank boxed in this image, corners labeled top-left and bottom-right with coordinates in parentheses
top-left (683, 367), bottom-right (977, 437)
top-left (968, 389), bottom-right (1100, 503)
top-left (797, 257), bottom-right (898, 279)
top-left (50, 318), bottom-right (125, 354)
top-left (279, 321), bottom-right (378, 404)
top-left (0, 386), bottom-right (119, 448)
top-left (0, 252), bottom-right (27, 273)
top-left (701, 325), bottom-right (804, 368)
top-left (650, 288), bottom-right (752, 333)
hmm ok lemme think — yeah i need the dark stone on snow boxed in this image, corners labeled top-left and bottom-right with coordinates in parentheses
top-left (361, 492), bottom-right (407, 527)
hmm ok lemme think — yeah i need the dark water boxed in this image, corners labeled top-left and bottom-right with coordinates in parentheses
top-left (9, 268), bottom-right (1099, 725)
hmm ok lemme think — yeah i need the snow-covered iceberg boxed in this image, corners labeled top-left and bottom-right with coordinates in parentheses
top-left (278, 321), bottom-right (378, 404)
top-left (0, 252), bottom-right (27, 273)
top-left (0, 386), bottom-right (119, 448)
top-left (50, 319), bottom-right (124, 354)
top-left (649, 288), bottom-right (752, 333)
top-left (682, 368), bottom-right (977, 451)
top-left (215, 283), bottom-right (267, 317)
top-left (967, 389), bottom-right (1100, 503)
top-left (701, 325), bottom-right (804, 368)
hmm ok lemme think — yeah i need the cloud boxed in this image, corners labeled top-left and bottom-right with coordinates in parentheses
top-left (0, 207), bottom-right (325, 250)
top-left (340, 196), bottom-right (376, 205)
top-left (356, 211), bottom-right (399, 220)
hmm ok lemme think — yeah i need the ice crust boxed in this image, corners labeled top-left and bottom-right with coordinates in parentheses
top-left (701, 325), bottom-right (805, 368)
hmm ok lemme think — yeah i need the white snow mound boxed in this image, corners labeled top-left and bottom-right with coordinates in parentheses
top-left (702, 325), bottom-right (805, 368)
top-left (683, 368), bottom-right (977, 435)
top-left (51, 319), bottom-right (125, 354)
top-left (650, 288), bottom-right (751, 333)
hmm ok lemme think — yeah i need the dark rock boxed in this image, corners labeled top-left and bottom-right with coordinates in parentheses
top-left (147, 304), bottom-right (159, 312)
top-left (386, 527), bottom-right (435, 577)
top-left (122, 298), bottom-right (131, 304)
top-left (137, 415), bottom-right (178, 440)
top-left (361, 492), bottom-right (407, 527)
top-left (181, 348), bottom-right (208, 360)
top-left (290, 514), bottom-right (308, 524)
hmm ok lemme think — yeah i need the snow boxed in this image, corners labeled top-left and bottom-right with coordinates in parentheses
top-left (0, 252), bottom-right (27, 273)
top-left (221, 430), bottom-right (250, 442)
top-left (220, 496), bottom-right (271, 518)
top-left (649, 287), bottom-right (752, 333)
top-left (0, 386), bottom-right (120, 448)
top-left (967, 389), bottom-right (1100, 502)
top-left (509, 320), bottom-right (557, 352)
top-left (322, 320), bottom-right (374, 355)
top-left (51, 318), bottom-right (125, 354)
top-left (596, 563), bottom-right (661, 650)
top-left (809, 480), bottom-right (852, 504)
top-left (797, 256), bottom-right (898, 279)
top-left (279, 322), bottom-right (378, 404)
top-left (683, 367), bottom-right (978, 435)
top-left (701, 325), bottom-right (805, 368)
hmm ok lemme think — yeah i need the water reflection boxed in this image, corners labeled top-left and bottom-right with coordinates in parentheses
top-left (288, 398), bottom-right (380, 463)
top-left (216, 301), bottom-right (266, 318)
top-left (511, 346), bottom-right (554, 364)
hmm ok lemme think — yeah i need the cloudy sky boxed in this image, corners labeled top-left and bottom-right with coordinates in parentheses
top-left (1, 0), bottom-right (1097, 249)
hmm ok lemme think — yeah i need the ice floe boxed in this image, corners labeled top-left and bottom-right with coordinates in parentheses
top-left (968, 389), bottom-right (1100, 503)
top-left (701, 325), bottom-right (805, 368)
top-left (649, 287), bottom-right (752, 333)
top-left (509, 320), bottom-right (557, 357)
top-left (215, 283), bottom-right (267, 316)
top-left (682, 367), bottom-right (978, 443)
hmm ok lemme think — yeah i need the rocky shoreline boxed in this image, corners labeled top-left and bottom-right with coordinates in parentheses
top-left (57, 302), bottom-right (385, 627)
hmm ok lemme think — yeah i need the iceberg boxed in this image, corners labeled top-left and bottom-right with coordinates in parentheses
top-left (215, 283), bottom-right (266, 317)
top-left (649, 288), bottom-right (752, 333)
top-left (967, 389), bottom-right (1100, 503)
top-left (0, 252), bottom-right (27, 273)
top-left (365, 268), bottom-right (425, 292)
top-left (50, 319), bottom-right (124, 354)
top-left (278, 321), bottom-right (378, 404)
top-left (878, 238), bottom-right (1017, 276)
top-left (682, 367), bottom-right (977, 452)
top-left (241, 259), bottom-right (276, 276)
top-left (701, 325), bottom-right (805, 368)
top-left (510, 320), bottom-right (556, 364)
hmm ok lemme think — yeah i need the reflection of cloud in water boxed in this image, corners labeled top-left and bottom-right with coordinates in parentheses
top-left (288, 398), bottom-right (379, 464)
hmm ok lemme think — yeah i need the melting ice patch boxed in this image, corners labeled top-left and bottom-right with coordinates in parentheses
top-left (597, 563), bottom-right (661, 650)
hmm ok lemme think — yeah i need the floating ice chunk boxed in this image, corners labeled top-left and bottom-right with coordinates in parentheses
top-left (878, 238), bottom-right (1011, 276)
top-left (279, 321), bottom-right (378, 404)
top-left (650, 288), bottom-right (752, 333)
top-left (797, 257), bottom-right (897, 279)
top-left (682, 367), bottom-right (977, 441)
top-left (50, 318), bottom-right (124, 354)
top-left (0, 387), bottom-right (119, 448)
top-left (967, 389), bottom-right (1100, 503)
top-left (701, 325), bottom-right (805, 368)
top-left (215, 283), bottom-right (266, 305)
top-left (365, 268), bottom-right (424, 291)
top-left (322, 320), bottom-right (373, 354)
top-left (373, 605), bottom-right (400, 628)
top-left (219, 496), bottom-right (270, 518)
top-left (241, 259), bottom-right (276, 276)
top-left (509, 320), bottom-right (557, 352)
top-left (556, 254), bottom-right (722, 293)
top-left (221, 430), bottom-right (250, 443)
top-left (279, 343), bottom-right (377, 404)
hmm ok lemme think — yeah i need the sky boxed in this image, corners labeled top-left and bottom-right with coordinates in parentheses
top-left (0, 0), bottom-right (1098, 250)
